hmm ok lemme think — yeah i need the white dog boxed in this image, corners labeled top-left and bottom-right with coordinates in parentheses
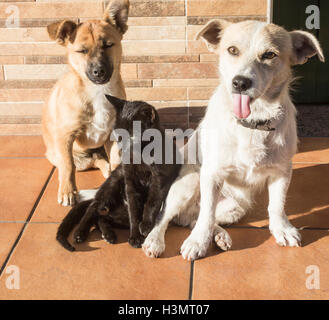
top-left (142, 20), bottom-right (324, 260)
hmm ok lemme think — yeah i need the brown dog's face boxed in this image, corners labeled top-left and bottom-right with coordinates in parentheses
top-left (47, 0), bottom-right (129, 85)
top-left (67, 21), bottom-right (122, 84)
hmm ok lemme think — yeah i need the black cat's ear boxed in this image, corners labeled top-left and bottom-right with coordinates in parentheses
top-left (150, 107), bottom-right (157, 123)
top-left (143, 106), bottom-right (159, 124)
top-left (105, 95), bottom-right (126, 113)
top-left (152, 107), bottom-right (160, 125)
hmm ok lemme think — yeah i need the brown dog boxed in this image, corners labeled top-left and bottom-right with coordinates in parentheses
top-left (42, 0), bottom-right (130, 206)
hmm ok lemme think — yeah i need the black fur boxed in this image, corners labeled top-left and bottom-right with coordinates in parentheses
top-left (56, 95), bottom-right (181, 251)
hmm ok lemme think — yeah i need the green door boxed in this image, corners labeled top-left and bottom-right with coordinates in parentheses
top-left (273, 0), bottom-right (329, 103)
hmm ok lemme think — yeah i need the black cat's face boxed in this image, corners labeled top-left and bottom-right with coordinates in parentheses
top-left (105, 95), bottom-right (160, 135)
top-left (120, 101), bottom-right (159, 134)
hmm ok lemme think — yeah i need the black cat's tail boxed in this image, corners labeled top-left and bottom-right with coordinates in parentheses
top-left (56, 200), bottom-right (92, 252)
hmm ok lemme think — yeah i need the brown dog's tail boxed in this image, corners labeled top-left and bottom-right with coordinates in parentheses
top-left (56, 200), bottom-right (92, 252)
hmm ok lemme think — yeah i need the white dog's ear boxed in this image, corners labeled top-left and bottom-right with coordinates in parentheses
top-left (195, 19), bottom-right (231, 52)
top-left (104, 0), bottom-right (130, 34)
top-left (289, 30), bottom-right (325, 65)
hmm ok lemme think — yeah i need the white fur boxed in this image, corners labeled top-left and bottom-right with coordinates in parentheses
top-left (78, 189), bottom-right (98, 202)
top-left (141, 21), bottom-right (322, 260)
top-left (143, 86), bottom-right (300, 260)
top-left (84, 85), bottom-right (116, 149)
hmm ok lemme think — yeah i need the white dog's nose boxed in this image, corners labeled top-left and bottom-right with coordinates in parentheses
top-left (232, 75), bottom-right (252, 93)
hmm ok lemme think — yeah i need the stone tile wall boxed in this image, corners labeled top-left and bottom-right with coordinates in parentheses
top-left (0, 0), bottom-right (267, 134)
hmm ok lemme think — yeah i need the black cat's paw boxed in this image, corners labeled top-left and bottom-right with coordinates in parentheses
top-left (128, 234), bottom-right (145, 248)
top-left (102, 230), bottom-right (117, 244)
top-left (74, 230), bottom-right (89, 243)
top-left (139, 221), bottom-right (153, 237)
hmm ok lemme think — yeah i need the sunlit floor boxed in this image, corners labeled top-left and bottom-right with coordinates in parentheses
top-left (0, 136), bottom-right (328, 299)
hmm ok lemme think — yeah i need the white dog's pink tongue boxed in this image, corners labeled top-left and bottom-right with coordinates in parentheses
top-left (233, 94), bottom-right (251, 119)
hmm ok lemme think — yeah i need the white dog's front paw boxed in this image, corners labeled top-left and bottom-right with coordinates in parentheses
top-left (214, 228), bottom-right (232, 251)
top-left (270, 224), bottom-right (301, 247)
top-left (142, 234), bottom-right (165, 258)
top-left (180, 235), bottom-right (210, 261)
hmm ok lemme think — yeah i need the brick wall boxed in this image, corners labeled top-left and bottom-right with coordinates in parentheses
top-left (0, 0), bottom-right (267, 135)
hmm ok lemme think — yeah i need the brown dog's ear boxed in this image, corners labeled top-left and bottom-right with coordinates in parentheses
top-left (104, 0), bottom-right (130, 34)
top-left (289, 30), bottom-right (325, 65)
top-left (47, 20), bottom-right (77, 45)
top-left (195, 19), bottom-right (231, 52)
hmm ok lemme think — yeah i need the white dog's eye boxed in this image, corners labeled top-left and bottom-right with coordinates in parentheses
top-left (228, 46), bottom-right (239, 56)
top-left (262, 51), bottom-right (277, 60)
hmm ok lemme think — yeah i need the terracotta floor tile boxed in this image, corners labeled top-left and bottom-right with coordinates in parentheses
top-left (31, 169), bottom-right (105, 223)
top-left (0, 223), bottom-right (23, 267)
top-left (0, 136), bottom-right (46, 158)
top-left (192, 228), bottom-right (329, 300)
top-left (293, 138), bottom-right (329, 163)
top-left (237, 163), bottom-right (329, 228)
top-left (0, 224), bottom-right (191, 300)
top-left (0, 159), bottom-right (53, 221)
top-left (0, 136), bottom-right (327, 300)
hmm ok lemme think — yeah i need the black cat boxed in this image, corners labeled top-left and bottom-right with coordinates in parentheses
top-left (56, 95), bottom-right (182, 251)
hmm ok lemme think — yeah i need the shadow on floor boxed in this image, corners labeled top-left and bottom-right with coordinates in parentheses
top-left (245, 163), bottom-right (329, 226)
top-left (63, 164), bottom-right (329, 257)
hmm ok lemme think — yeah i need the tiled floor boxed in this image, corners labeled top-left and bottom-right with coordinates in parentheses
top-left (0, 136), bottom-right (328, 300)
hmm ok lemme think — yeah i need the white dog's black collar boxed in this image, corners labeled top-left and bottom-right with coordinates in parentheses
top-left (237, 119), bottom-right (275, 131)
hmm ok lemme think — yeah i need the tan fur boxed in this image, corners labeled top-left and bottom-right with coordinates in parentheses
top-left (42, 0), bottom-right (130, 206)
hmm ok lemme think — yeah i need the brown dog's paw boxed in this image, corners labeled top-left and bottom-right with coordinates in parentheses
top-left (128, 234), bottom-right (145, 248)
top-left (102, 163), bottom-right (111, 179)
top-left (58, 190), bottom-right (76, 206)
top-left (97, 160), bottom-right (111, 179)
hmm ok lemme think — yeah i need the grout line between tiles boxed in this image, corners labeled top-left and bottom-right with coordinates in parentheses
top-left (26, 221), bottom-right (60, 224)
top-left (0, 221), bottom-right (26, 224)
top-left (0, 166), bottom-right (55, 277)
top-left (298, 227), bottom-right (329, 230)
top-left (292, 161), bottom-right (329, 164)
top-left (0, 221), bottom-right (60, 224)
top-left (188, 260), bottom-right (194, 300)
top-left (0, 157), bottom-right (46, 159)
top-left (226, 225), bottom-right (329, 231)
